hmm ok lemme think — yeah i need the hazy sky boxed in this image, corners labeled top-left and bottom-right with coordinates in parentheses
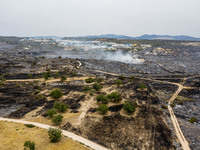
top-left (1, 0), bottom-right (200, 37)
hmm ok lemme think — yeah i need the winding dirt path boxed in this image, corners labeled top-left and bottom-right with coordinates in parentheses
top-left (0, 117), bottom-right (108, 150)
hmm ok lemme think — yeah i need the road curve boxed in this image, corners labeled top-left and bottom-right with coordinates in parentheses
top-left (0, 117), bottom-right (108, 150)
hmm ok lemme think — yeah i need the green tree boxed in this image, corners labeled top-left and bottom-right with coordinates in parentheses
top-left (50, 89), bottom-right (63, 99)
top-left (107, 92), bottom-right (122, 102)
top-left (123, 101), bottom-right (137, 115)
top-left (54, 72), bottom-right (60, 78)
top-left (47, 109), bottom-right (57, 117)
top-left (27, 73), bottom-right (32, 78)
top-left (85, 77), bottom-right (95, 83)
top-left (97, 104), bottom-right (109, 115)
top-left (138, 84), bottom-right (147, 90)
top-left (188, 117), bottom-right (197, 124)
top-left (116, 80), bottom-right (122, 86)
top-left (97, 94), bottom-right (108, 104)
top-left (52, 114), bottom-right (63, 125)
top-left (24, 141), bottom-right (35, 150)
top-left (82, 86), bottom-right (91, 92)
top-left (93, 83), bottom-right (102, 91)
top-left (54, 101), bottom-right (69, 112)
top-left (48, 128), bottom-right (62, 143)
top-left (60, 75), bottom-right (67, 82)
top-left (95, 78), bottom-right (104, 83)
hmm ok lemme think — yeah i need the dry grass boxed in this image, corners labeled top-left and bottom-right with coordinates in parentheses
top-left (0, 121), bottom-right (89, 150)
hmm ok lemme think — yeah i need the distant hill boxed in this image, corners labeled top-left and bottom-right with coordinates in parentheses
top-left (63, 34), bottom-right (200, 41)
top-left (32, 36), bottom-right (62, 39)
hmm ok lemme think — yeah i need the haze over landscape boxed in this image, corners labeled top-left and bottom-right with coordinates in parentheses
top-left (1, 0), bottom-right (200, 37)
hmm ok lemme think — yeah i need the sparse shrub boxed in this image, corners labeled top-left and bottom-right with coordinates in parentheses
top-left (34, 94), bottom-right (45, 100)
top-left (60, 75), bottom-right (67, 82)
top-left (50, 89), bottom-right (63, 99)
top-left (52, 114), bottom-right (63, 125)
top-left (97, 104), bottom-right (108, 115)
top-left (34, 85), bottom-right (41, 90)
top-left (54, 72), bottom-right (60, 78)
top-left (54, 101), bottom-right (69, 112)
top-left (107, 92), bottom-right (122, 102)
top-left (33, 90), bottom-right (40, 95)
top-left (170, 103), bottom-right (175, 107)
top-left (188, 117), bottom-right (197, 124)
top-left (48, 128), bottom-right (62, 143)
top-left (27, 73), bottom-right (32, 78)
top-left (47, 109), bottom-right (57, 117)
top-left (95, 78), bottom-right (104, 83)
top-left (119, 75), bottom-right (125, 80)
top-left (83, 86), bottom-right (91, 92)
top-left (71, 72), bottom-right (77, 77)
top-left (85, 77), bottom-right (95, 83)
top-left (24, 124), bottom-right (35, 128)
top-left (138, 84), bottom-right (147, 90)
top-left (97, 94), bottom-right (108, 104)
top-left (93, 83), bottom-right (102, 91)
top-left (58, 56), bottom-right (62, 59)
top-left (43, 71), bottom-right (52, 80)
top-left (116, 80), bottom-right (122, 86)
top-left (161, 104), bottom-right (168, 109)
top-left (24, 141), bottom-right (35, 150)
top-left (123, 101), bottom-right (137, 115)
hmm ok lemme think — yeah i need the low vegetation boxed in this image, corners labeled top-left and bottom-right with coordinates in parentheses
top-left (83, 86), bottom-right (91, 92)
top-left (50, 89), bottom-right (63, 99)
top-left (138, 84), bottom-right (147, 90)
top-left (54, 101), bottom-right (69, 112)
top-left (123, 100), bottom-right (137, 115)
top-left (97, 104), bottom-right (109, 115)
top-left (52, 114), bottom-right (63, 125)
top-left (107, 92), bottom-right (122, 102)
top-left (60, 75), bottom-right (67, 82)
top-left (24, 141), bottom-right (35, 150)
top-left (97, 94), bottom-right (108, 104)
top-left (46, 109), bottom-right (57, 117)
top-left (48, 128), bottom-right (62, 143)
top-left (93, 83), bottom-right (102, 91)
top-left (85, 77), bottom-right (95, 83)
top-left (24, 124), bottom-right (35, 128)
top-left (116, 79), bottom-right (122, 86)
top-left (188, 117), bottom-right (197, 124)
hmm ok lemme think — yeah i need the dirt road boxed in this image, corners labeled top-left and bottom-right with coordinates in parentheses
top-left (0, 117), bottom-right (108, 150)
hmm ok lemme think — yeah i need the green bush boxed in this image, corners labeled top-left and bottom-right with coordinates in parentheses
top-left (97, 94), bottom-right (108, 104)
top-left (71, 72), bottom-right (77, 77)
top-left (123, 101), bottom-right (137, 115)
top-left (27, 73), bottom-right (32, 78)
top-left (43, 71), bottom-right (52, 80)
top-left (116, 80), bottom-right (122, 86)
top-left (50, 89), bottom-right (63, 99)
top-left (52, 114), bottom-right (63, 125)
top-left (54, 101), bottom-right (69, 112)
top-left (85, 77), bottom-right (95, 83)
top-left (83, 86), bottom-right (91, 92)
top-left (107, 92), bottom-right (122, 102)
top-left (95, 78), bottom-right (104, 83)
top-left (24, 124), bottom-right (35, 128)
top-left (188, 117), bottom-right (197, 124)
top-left (60, 75), bottom-right (67, 82)
top-left (47, 109), bottom-right (57, 117)
top-left (24, 141), bottom-right (35, 150)
top-left (54, 72), bottom-right (60, 78)
top-left (33, 90), bottom-right (40, 95)
top-left (119, 75), bottom-right (125, 80)
top-left (138, 84), bottom-right (147, 90)
top-left (34, 85), bottom-right (41, 90)
top-left (93, 83), bottom-right (102, 91)
top-left (97, 104), bottom-right (109, 115)
top-left (48, 128), bottom-right (62, 143)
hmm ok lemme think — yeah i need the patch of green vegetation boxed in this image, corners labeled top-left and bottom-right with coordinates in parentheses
top-left (34, 85), bottom-right (41, 90)
top-left (27, 73), bottom-right (32, 78)
top-left (54, 101), bottom-right (69, 112)
top-left (123, 100), bottom-right (137, 115)
top-left (97, 104), bottom-right (109, 115)
top-left (188, 117), bottom-right (197, 124)
top-left (48, 128), bottom-right (62, 143)
top-left (24, 124), bottom-right (36, 128)
top-left (175, 96), bottom-right (194, 102)
top-left (85, 77), bottom-right (95, 83)
top-left (95, 78), bottom-right (104, 83)
top-left (82, 86), bottom-right (91, 92)
top-left (54, 72), bottom-right (60, 78)
top-left (92, 83), bottom-right (102, 91)
top-left (50, 89), bottom-right (63, 99)
top-left (60, 75), bottom-right (67, 82)
top-left (97, 94), bottom-right (108, 104)
top-left (71, 72), bottom-right (77, 77)
top-left (47, 109), bottom-right (57, 117)
top-left (43, 71), bottom-right (52, 80)
top-left (138, 83), bottom-right (147, 90)
top-left (33, 90), bottom-right (40, 95)
top-left (116, 80), bottom-right (122, 86)
top-left (119, 75), bottom-right (125, 80)
top-left (24, 141), bottom-right (35, 150)
top-left (52, 114), bottom-right (63, 125)
top-left (107, 92), bottom-right (122, 102)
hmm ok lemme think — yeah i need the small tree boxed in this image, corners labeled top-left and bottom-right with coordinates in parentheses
top-left (85, 77), bottom-right (95, 83)
top-left (48, 128), bottom-right (62, 143)
top-left (116, 80), bottom-right (122, 86)
top-left (50, 89), bottom-right (63, 99)
top-left (47, 109), bottom-right (57, 117)
top-left (188, 117), bottom-right (197, 124)
top-left (24, 141), bottom-right (35, 150)
top-left (97, 104), bottom-right (108, 115)
top-left (93, 83), bottom-right (102, 91)
top-left (119, 75), bottom-right (125, 80)
top-left (27, 73), bottom-right (32, 78)
top-left (107, 92), bottom-right (122, 102)
top-left (54, 101), bottom-right (69, 112)
top-left (54, 72), bottom-right (60, 78)
top-left (123, 101), bottom-right (137, 115)
top-left (83, 86), bottom-right (91, 92)
top-left (97, 94), bottom-right (108, 104)
top-left (60, 75), bottom-right (67, 82)
top-left (52, 114), bottom-right (63, 125)
top-left (138, 84), bottom-right (147, 90)
top-left (95, 78), bottom-right (104, 83)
